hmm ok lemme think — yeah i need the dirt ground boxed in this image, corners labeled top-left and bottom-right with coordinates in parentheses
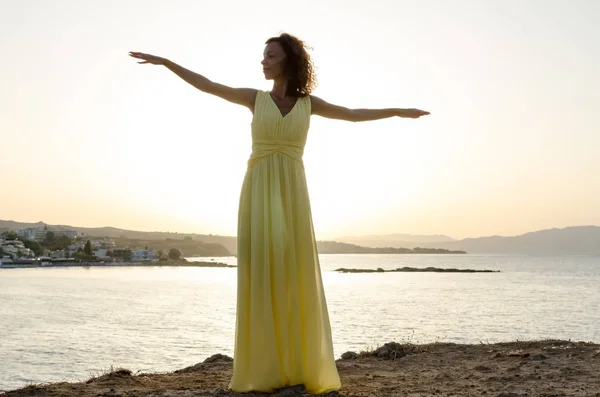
top-left (4, 340), bottom-right (600, 397)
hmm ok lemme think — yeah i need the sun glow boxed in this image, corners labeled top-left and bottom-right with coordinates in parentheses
top-left (1, 1), bottom-right (599, 238)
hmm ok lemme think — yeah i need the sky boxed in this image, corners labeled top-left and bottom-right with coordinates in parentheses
top-left (1, 0), bottom-right (599, 240)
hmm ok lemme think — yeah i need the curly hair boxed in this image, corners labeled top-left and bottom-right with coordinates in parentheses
top-left (265, 33), bottom-right (317, 97)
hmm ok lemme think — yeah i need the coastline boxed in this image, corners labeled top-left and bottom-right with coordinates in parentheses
top-left (3, 339), bottom-right (599, 397)
top-left (0, 259), bottom-right (233, 270)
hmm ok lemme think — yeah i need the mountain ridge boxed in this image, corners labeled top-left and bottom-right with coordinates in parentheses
top-left (2, 220), bottom-right (598, 255)
top-left (334, 226), bottom-right (600, 255)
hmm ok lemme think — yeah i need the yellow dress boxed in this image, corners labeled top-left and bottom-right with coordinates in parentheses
top-left (229, 91), bottom-right (342, 394)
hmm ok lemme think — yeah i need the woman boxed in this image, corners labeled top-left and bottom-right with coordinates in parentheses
top-left (129, 33), bottom-right (429, 394)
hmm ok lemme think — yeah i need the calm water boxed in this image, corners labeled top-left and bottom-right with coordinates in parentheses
top-left (1, 254), bottom-right (599, 391)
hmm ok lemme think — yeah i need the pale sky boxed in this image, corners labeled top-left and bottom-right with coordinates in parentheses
top-left (1, 0), bottom-right (599, 239)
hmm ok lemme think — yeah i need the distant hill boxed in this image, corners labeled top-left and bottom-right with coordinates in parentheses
top-left (2, 221), bottom-right (599, 255)
top-left (0, 220), bottom-right (236, 256)
top-left (335, 226), bottom-right (600, 255)
top-left (334, 233), bottom-right (456, 248)
top-left (110, 236), bottom-right (231, 257)
top-left (316, 241), bottom-right (465, 254)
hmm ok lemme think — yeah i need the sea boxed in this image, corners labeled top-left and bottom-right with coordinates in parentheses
top-left (1, 253), bottom-right (599, 391)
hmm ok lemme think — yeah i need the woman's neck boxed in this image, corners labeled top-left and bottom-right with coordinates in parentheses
top-left (271, 78), bottom-right (288, 99)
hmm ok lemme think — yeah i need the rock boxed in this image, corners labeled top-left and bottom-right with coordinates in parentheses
top-left (85, 368), bottom-right (133, 384)
top-left (341, 351), bottom-right (358, 360)
top-left (273, 384), bottom-right (306, 397)
top-left (372, 342), bottom-right (408, 360)
top-left (531, 354), bottom-right (548, 361)
top-left (203, 354), bottom-right (233, 363)
top-left (474, 365), bottom-right (493, 373)
top-left (376, 346), bottom-right (390, 358)
top-left (214, 387), bottom-right (226, 395)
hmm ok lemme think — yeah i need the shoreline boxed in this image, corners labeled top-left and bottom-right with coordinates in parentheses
top-left (3, 339), bottom-right (599, 396)
top-left (0, 260), bottom-right (233, 270)
top-left (0, 263), bottom-right (501, 273)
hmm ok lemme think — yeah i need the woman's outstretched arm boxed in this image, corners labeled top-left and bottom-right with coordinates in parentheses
top-left (310, 95), bottom-right (429, 122)
top-left (129, 52), bottom-right (257, 110)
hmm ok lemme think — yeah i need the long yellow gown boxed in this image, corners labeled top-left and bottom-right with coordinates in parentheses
top-left (229, 91), bottom-right (342, 394)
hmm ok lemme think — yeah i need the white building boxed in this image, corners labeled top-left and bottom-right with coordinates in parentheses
top-left (50, 250), bottom-right (67, 259)
top-left (93, 249), bottom-right (112, 260)
top-left (103, 239), bottom-right (116, 248)
top-left (16, 228), bottom-right (78, 242)
top-left (91, 240), bottom-right (103, 249)
top-left (68, 243), bottom-right (83, 251)
top-left (85, 239), bottom-right (116, 249)
top-left (132, 248), bottom-right (156, 261)
top-left (0, 239), bottom-right (34, 258)
top-left (54, 230), bottom-right (78, 239)
top-left (16, 228), bottom-right (47, 242)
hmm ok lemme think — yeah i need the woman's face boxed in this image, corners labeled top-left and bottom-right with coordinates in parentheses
top-left (261, 42), bottom-right (286, 80)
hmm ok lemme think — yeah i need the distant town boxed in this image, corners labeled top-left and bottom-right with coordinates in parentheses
top-left (0, 219), bottom-right (477, 270)
top-left (0, 226), bottom-right (175, 268)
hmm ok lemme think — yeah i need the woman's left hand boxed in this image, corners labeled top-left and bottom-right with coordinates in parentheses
top-left (398, 109), bottom-right (430, 118)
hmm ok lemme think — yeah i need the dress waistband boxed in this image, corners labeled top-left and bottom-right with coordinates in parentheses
top-left (247, 140), bottom-right (304, 168)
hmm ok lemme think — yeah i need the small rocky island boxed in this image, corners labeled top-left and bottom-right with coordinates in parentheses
top-left (335, 266), bottom-right (499, 273)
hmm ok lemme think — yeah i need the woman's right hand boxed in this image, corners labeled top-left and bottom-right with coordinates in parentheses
top-left (129, 52), bottom-right (167, 65)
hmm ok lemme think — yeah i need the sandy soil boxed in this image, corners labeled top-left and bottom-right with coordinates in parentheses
top-left (3, 340), bottom-right (600, 397)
